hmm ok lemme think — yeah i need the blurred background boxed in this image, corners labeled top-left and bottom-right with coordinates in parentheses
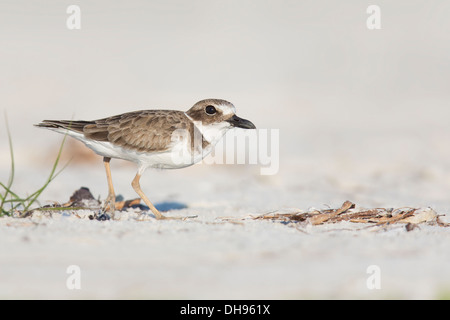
top-left (1, 0), bottom-right (450, 212)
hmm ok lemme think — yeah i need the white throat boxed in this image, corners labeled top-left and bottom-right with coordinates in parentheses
top-left (193, 120), bottom-right (231, 145)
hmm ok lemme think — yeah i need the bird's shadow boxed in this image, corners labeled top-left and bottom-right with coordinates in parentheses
top-left (114, 193), bottom-right (188, 212)
top-left (130, 201), bottom-right (188, 212)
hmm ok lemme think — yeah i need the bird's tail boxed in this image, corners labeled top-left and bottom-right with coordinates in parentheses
top-left (34, 120), bottom-right (93, 134)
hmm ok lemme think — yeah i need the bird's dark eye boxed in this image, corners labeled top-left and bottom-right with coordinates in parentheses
top-left (205, 105), bottom-right (216, 115)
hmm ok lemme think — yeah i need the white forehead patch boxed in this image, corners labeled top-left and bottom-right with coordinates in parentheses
top-left (217, 103), bottom-right (236, 116)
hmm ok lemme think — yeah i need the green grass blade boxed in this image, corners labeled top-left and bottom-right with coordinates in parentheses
top-left (0, 182), bottom-right (23, 201)
top-left (0, 115), bottom-right (70, 216)
top-left (23, 134), bottom-right (69, 211)
top-left (0, 113), bottom-right (16, 215)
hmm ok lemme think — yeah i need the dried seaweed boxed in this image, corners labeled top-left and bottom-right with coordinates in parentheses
top-left (252, 201), bottom-right (445, 227)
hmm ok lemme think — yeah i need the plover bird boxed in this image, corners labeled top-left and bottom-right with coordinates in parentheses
top-left (35, 99), bottom-right (256, 220)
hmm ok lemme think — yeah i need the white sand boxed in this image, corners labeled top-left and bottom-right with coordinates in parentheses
top-left (1, 164), bottom-right (449, 299)
top-left (1, 0), bottom-right (450, 299)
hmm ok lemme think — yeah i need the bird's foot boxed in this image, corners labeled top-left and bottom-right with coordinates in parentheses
top-left (101, 193), bottom-right (117, 220)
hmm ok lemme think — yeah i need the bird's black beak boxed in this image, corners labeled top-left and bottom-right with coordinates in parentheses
top-left (226, 114), bottom-right (256, 129)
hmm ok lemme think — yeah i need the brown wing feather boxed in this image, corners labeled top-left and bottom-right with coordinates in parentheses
top-left (37, 110), bottom-right (202, 153)
top-left (83, 110), bottom-right (192, 153)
